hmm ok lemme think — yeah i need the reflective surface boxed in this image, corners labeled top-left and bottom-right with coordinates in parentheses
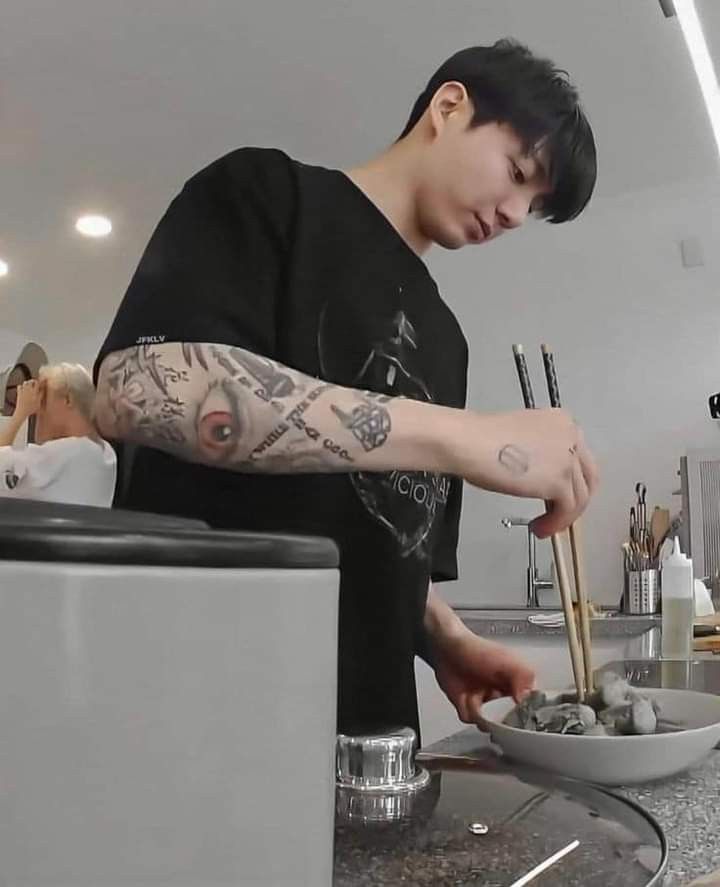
top-left (334, 753), bottom-right (667, 886)
top-left (336, 727), bottom-right (426, 790)
top-left (335, 727), bottom-right (431, 823)
top-left (599, 657), bottom-right (720, 694)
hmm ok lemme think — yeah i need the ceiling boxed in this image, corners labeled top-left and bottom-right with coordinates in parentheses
top-left (0, 0), bottom-right (718, 358)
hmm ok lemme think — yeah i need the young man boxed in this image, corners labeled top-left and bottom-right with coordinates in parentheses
top-left (94, 40), bottom-right (598, 740)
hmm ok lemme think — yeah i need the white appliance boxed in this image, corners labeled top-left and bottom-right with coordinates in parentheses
top-left (0, 502), bottom-right (339, 886)
top-left (680, 448), bottom-right (720, 602)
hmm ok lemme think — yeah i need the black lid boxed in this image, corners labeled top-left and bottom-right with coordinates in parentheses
top-left (0, 498), bottom-right (208, 530)
top-left (0, 501), bottom-right (338, 569)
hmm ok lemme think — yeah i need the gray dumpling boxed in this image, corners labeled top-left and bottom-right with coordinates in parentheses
top-left (589, 673), bottom-right (632, 710)
top-left (616, 699), bottom-right (658, 736)
top-left (534, 703), bottom-right (597, 735)
top-left (509, 690), bottom-right (548, 729)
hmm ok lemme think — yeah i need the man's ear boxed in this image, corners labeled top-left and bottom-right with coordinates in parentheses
top-left (428, 81), bottom-right (471, 137)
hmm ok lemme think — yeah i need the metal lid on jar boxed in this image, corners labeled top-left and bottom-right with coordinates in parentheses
top-left (336, 727), bottom-right (430, 794)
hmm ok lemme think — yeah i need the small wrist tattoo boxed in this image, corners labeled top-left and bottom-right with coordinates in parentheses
top-left (498, 444), bottom-right (529, 476)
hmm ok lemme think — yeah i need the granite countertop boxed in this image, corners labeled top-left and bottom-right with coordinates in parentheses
top-left (426, 727), bottom-right (720, 886)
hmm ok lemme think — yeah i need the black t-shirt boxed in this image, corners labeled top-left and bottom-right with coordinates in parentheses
top-left (95, 148), bottom-right (468, 739)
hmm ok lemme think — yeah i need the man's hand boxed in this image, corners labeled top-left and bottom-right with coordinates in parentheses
top-left (433, 629), bottom-right (535, 724)
top-left (13, 380), bottom-right (42, 420)
top-left (423, 588), bottom-right (535, 725)
top-left (446, 407), bottom-right (599, 537)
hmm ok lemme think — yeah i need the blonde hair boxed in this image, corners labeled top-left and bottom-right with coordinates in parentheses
top-left (39, 363), bottom-right (96, 423)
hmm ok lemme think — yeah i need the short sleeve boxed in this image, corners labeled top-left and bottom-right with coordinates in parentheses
top-left (431, 477), bottom-right (464, 582)
top-left (94, 147), bottom-right (297, 378)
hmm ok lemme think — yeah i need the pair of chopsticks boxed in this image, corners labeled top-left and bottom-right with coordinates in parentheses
top-left (512, 344), bottom-right (593, 701)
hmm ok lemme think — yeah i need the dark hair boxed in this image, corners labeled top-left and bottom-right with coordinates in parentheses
top-left (399, 39), bottom-right (597, 223)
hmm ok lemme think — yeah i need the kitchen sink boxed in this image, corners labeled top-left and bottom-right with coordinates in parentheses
top-left (455, 607), bottom-right (659, 640)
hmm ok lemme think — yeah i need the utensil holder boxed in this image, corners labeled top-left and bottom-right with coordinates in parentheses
top-left (623, 569), bottom-right (660, 615)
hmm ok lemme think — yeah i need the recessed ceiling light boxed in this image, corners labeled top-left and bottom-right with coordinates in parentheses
top-left (75, 214), bottom-right (112, 238)
top-left (0, 259), bottom-right (8, 277)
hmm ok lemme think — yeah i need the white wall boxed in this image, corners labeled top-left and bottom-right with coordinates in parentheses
top-left (429, 175), bottom-right (720, 608)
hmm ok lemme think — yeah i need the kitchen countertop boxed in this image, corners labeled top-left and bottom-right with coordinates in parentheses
top-left (425, 728), bottom-right (720, 886)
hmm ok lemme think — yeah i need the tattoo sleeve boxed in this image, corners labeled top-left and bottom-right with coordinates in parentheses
top-left (95, 341), bottom-right (436, 475)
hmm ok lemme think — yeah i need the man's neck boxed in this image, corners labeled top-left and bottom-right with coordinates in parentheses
top-left (346, 139), bottom-right (431, 256)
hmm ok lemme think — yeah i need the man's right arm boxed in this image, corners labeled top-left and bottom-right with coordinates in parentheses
top-left (95, 342), bottom-right (598, 536)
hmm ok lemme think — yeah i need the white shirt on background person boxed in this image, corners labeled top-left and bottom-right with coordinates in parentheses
top-left (0, 436), bottom-right (117, 507)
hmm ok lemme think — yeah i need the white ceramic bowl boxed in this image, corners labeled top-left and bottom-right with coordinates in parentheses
top-left (479, 687), bottom-right (720, 786)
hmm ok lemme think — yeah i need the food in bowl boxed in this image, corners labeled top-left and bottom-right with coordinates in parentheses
top-left (481, 685), bottom-right (720, 784)
top-left (504, 672), bottom-right (673, 737)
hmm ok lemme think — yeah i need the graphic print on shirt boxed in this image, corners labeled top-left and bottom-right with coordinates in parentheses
top-left (3, 469), bottom-right (19, 490)
top-left (318, 295), bottom-right (449, 559)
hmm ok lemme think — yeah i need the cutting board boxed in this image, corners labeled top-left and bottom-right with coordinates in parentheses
top-left (693, 616), bottom-right (720, 652)
top-left (696, 614), bottom-right (720, 627)
top-left (687, 870), bottom-right (720, 886)
top-left (694, 636), bottom-right (720, 653)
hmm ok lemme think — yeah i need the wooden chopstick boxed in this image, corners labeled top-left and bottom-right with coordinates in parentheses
top-left (540, 344), bottom-right (593, 696)
top-left (512, 345), bottom-right (587, 701)
top-left (568, 520), bottom-right (594, 694)
top-left (550, 533), bottom-right (586, 701)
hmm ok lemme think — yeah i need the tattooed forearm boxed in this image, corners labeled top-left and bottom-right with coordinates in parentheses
top-left (182, 342), bottom-right (209, 371)
top-left (209, 346), bottom-right (239, 378)
top-left (498, 444), bottom-right (529, 476)
top-left (227, 348), bottom-right (296, 400)
top-left (96, 341), bottom-right (430, 475)
top-left (330, 398), bottom-right (391, 452)
top-left (100, 345), bottom-right (188, 447)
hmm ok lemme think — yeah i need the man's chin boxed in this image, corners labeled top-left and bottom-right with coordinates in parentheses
top-left (433, 231), bottom-right (466, 251)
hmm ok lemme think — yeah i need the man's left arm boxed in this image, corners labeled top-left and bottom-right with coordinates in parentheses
top-left (422, 582), bottom-right (536, 724)
top-left (422, 583), bottom-right (466, 662)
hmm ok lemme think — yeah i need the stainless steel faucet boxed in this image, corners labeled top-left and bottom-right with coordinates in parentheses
top-left (501, 517), bottom-right (553, 608)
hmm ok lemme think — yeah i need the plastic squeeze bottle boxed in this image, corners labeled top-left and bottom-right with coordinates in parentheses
top-left (661, 537), bottom-right (694, 660)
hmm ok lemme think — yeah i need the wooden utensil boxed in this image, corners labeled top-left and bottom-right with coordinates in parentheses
top-left (541, 344), bottom-right (593, 695)
top-left (650, 507), bottom-right (671, 559)
top-left (512, 345), bottom-right (588, 700)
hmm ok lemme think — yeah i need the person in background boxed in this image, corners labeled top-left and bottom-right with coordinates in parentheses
top-left (2, 362), bottom-right (32, 416)
top-left (0, 362), bottom-right (117, 506)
